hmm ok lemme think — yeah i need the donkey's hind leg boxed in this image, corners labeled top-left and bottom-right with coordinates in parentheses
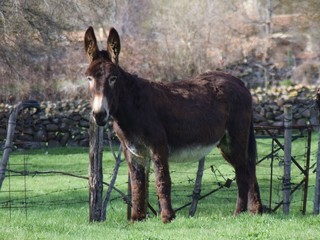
top-left (233, 152), bottom-right (262, 215)
top-left (233, 165), bottom-right (250, 214)
top-left (219, 133), bottom-right (250, 215)
top-left (219, 130), bottom-right (262, 215)
top-left (248, 174), bottom-right (262, 214)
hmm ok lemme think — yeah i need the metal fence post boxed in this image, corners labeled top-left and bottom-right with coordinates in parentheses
top-left (0, 101), bottom-right (40, 191)
top-left (313, 89), bottom-right (320, 214)
top-left (283, 104), bottom-right (292, 214)
top-left (313, 127), bottom-right (320, 214)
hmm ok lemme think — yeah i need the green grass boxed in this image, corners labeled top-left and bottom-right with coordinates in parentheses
top-left (1, 133), bottom-right (320, 240)
top-left (2, 211), bottom-right (320, 240)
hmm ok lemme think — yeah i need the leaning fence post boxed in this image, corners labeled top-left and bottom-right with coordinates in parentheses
top-left (189, 157), bottom-right (205, 217)
top-left (0, 100), bottom-right (40, 191)
top-left (88, 114), bottom-right (104, 222)
top-left (283, 104), bottom-right (292, 214)
top-left (313, 89), bottom-right (320, 214)
top-left (101, 142), bottom-right (122, 221)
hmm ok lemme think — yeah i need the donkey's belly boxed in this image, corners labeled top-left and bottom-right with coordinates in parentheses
top-left (168, 143), bottom-right (218, 162)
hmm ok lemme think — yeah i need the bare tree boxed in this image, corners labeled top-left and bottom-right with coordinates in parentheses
top-left (0, 0), bottom-right (113, 102)
top-left (1, 0), bottom-right (320, 103)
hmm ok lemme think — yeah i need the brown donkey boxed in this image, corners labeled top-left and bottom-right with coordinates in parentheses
top-left (84, 27), bottom-right (262, 223)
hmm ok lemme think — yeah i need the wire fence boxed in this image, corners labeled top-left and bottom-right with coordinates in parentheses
top-left (1, 126), bottom-right (317, 220)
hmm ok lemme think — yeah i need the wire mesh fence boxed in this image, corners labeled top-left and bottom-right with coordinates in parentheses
top-left (0, 126), bottom-right (317, 220)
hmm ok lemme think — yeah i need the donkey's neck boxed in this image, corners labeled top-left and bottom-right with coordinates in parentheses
top-left (112, 68), bottom-right (152, 137)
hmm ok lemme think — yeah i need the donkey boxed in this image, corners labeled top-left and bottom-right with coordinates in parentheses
top-left (84, 26), bottom-right (262, 223)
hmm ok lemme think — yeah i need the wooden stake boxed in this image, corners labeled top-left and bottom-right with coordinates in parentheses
top-left (189, 157), bottom-right (205, 217)
top-left (88, 114), bottom-right (104, 222)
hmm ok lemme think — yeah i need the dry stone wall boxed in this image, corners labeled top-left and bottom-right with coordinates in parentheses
top-left (0, 100), bottom-right (94, 149)
top-left (0, 85), bottom-right (318, 149)
top-left (252, 85), bottom-right (317, 127)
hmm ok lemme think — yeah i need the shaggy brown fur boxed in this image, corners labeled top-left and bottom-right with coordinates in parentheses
top-left (84, 26), bottom-right (262, 223)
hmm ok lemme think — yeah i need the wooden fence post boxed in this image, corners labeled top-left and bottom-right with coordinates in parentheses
top-left (89, 114), bottom-right (104, 222)
top-left (283, 104), bottom-right (292, 214)
top-left (313, 89), bottom-right (320, 214)
top-left (189, 157), bottom-right (205, 217)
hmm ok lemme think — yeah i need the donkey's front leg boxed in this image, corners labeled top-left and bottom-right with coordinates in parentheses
top-left (129, 161), bottom-right (148, 222)
top-left (151, 147), bottom-right (175, 223)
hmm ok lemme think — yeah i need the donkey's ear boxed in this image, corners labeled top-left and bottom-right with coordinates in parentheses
top-left (107, 28), bottom-right (121, 64)
top-left (84, 26), bottom-right (99, 62)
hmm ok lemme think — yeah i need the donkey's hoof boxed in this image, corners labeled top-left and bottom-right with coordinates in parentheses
top-left (161, 210), bottom-right (176, 223)
top-left (248, 204), bottom-right (263, 215)
top-left (130, 214), bottom-right (146, 223)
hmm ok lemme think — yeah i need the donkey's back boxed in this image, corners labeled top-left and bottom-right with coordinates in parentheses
top-left (144, 71), bottom-right (252, 149)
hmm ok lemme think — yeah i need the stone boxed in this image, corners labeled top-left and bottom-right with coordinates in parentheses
top-left (288, 90), bottom-right (298, 98)
top-left (265, 112), bottom-right (274, 120)
top-left (296, 119), bottom-right (306, 126)
top-left (48, 140), bottom-right (61, 148)
top-left (46, 124), bottom-right (59, 132)
top-left (60, 122), bottom-right (69, 132)
top-left (47, 132), bottom-right (57, 140)
top-left (0, 128), bottom-right (7, 138)
top-left (79, 139), bottom-right (89, 147)
top-left (66, 140), bottom-right (78, 147)
top-left (301, 109), bottom-right (311, 118)
top-left (22, 127), bottom-right (34, 135)
top-left (52, 117), bottom-right (60, 124)
top-left (17, 133), bottom-right (34, 141)
top-left (273, 121), bottom-right (283, 127)
top-left (21, 141), bottom-right (46, 149)
top-left (79, 120), bottom-right (89, 128)
top-left (253, 114), bottom-right (265, 122)
top-left (276, 98), bottom-right (285, 107)
top-left (60, 132), bottom-right (70, 146)
top-left (71, 114), bottom-right (82, 121)
top-left (35, 129), bottom-right (47, 141)
top-left (274, 113), bottom-right (284, 121)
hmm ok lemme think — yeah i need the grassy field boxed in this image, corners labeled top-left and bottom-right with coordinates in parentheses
top-left (1, 134), bottom-right (320, 240)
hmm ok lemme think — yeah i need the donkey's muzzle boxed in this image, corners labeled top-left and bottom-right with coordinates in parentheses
top-left (93, 110), bottom-right (108, 126)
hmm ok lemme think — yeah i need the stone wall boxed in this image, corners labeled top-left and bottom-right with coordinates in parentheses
top-left (0, 85), bottom-right (318, 149)
top-left (252, 85), bottom-right (317, 127)
top-left (0, 100), bottom-right (94, 149)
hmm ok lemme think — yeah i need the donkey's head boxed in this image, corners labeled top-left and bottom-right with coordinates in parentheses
top-left (84, 27), bottom-right (121, 126)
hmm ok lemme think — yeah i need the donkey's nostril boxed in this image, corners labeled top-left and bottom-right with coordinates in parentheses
top-left (93, 110), bottom-right (108, 126)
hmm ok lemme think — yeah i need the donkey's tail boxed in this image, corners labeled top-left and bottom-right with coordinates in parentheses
top-left (248, 117), bottom-right (257, 170)
top-left (248, 116), bottom-right (263, 213)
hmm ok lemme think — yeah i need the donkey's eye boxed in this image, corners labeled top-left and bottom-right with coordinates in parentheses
top-left (109, 75), bottom-right (117, 81)
top-left (108, 76), bottom-right (117, 86)
top-left (87, 76), bottom-right (94, 82)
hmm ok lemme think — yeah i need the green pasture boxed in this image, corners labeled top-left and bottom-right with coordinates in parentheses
top-left (1, 133), bottom-right (320, 240)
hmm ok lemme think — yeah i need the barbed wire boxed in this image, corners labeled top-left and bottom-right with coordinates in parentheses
top-left (1, 125), bottom-right (318, 216)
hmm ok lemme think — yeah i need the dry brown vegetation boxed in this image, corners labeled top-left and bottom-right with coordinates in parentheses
top-left (0, 0), bottom-right (320, 103)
